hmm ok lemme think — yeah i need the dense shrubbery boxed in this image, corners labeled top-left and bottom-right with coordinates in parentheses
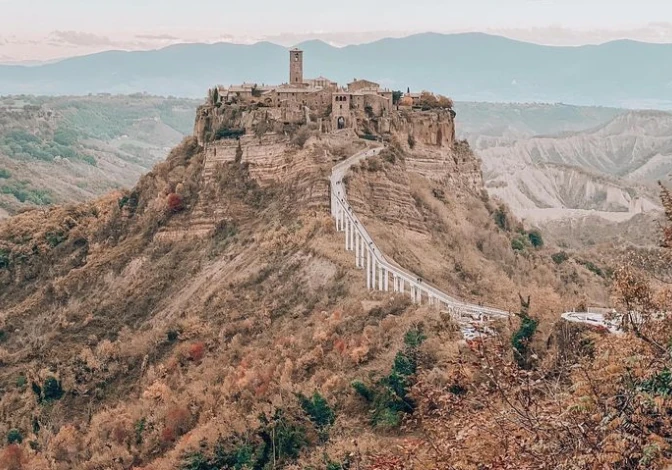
top-left (552, 251), bottom-right (570, 264)
top-left (181, 408), bottom-right (308, 470)
top-left (527, 229), bottom-right (544, 248)
top-left (0, 180), bottom-right (53, 205)
top-left (352, 327), bottom-right (426, 428)
top-left (297, 392), bottom-right (335, 436)
top-left (214, 126), bottom-right (246, 140)
top-left (0, 129), bottom-right (87, 162)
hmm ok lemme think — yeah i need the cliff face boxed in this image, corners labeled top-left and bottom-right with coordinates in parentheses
top-left (391, 109), bottom-right (457, 148)
top-left (186, 102), bottom-right (478, 242)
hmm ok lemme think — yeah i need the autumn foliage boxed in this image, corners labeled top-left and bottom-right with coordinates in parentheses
top-left (166, 192), bottom-right (184, 212)
top-left (0, 445), bottom-right (24, 470)
top-left (187, 341), bottom-right (205, 362)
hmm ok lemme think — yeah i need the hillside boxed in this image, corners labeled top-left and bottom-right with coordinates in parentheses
top-left (475, 110), bottom-right (672, 245)
top-left (2, 33), bottom-right (672, 107)
top-left (0, 95), bottom-right (199, 218)
top-left (0, 96), bottom-right (637, 468)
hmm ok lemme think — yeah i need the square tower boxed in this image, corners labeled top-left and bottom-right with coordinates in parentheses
top-left (289, 48), bottom-right (303, 85)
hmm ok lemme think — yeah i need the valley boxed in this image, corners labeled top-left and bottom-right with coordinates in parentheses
top-left (459, 106), bottom-right (672, 247)
top-left (0, 95), bottom-right (199, 218)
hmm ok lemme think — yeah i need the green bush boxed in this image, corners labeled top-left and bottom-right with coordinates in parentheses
top-left (7, 429), bottom-right (22, 444)
top-left (353, 328), bottom-right (423, 429)
top-left (352, 381), bottom-right (374, 402)
top-left (214, 126), bottom-right (245, 140)
top-left (511, 237), bottom-right (526, 252)
top-left (43, 376), bottom-right (64, 401)
top-left (494, 205), bottom-right (510, 231)
top-left (297, 392), bottom-right (335, 431)
top-left (0, 168), bottom-right (10, 179)
top-left (0, 180), bottom-right (53, 205)
top-left (640, 369), bottom-right (672, 396)
top-left (552, 251), bottom-right (570, 264)
top-left (134, 418), bottom-right (146, 445)
top-left (578, 259), bottom-right (605, 277)
top-left (512, 316), bottom-right (538, 369)
top-left (16, 376), bottom-right (26, 388)
top-left (392, 351), bottom-right (416, 376)
top-left (404, 327), bottom-right (427, 348)
top-left (527, 230), bottom-right (544, 248)
top-left (46, 231), bottom-right (67, 248)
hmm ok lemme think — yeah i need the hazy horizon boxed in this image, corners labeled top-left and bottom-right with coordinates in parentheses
top-left (2, 0), bottom-right (672, 63)
top-left (4, 27), bottom-right (672, 66)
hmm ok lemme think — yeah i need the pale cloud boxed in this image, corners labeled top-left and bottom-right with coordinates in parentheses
top-left (48, 30), bottom-right (117, 47)
top-left (134, 34), bottom-right (180, 41)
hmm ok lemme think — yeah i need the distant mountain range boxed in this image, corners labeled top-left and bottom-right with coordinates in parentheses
top-left (2, 33), bottom-right (672, 108)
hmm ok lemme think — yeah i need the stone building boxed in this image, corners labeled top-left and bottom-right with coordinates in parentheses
top-left (216, 48), bottom-right (399, 129)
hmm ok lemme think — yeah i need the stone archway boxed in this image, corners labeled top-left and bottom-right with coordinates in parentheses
top-left (337, 116), bottom-right (345, 130)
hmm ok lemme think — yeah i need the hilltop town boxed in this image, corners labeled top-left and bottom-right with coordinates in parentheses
top-left (195, 48), bottom-right (456, 145)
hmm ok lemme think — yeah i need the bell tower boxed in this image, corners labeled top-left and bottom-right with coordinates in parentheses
top-left (289, 48), bottom-right (303, 85)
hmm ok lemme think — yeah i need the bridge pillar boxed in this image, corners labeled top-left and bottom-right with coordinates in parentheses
top-left (366, 248), bottom-right (371, 289)
top-left (355, 232), bottom-right (360, 267)
top-left (384, 270), bottom-right (389, 292)
top-left (378, 266), bottom-right (383, 291)
top-left (346, 218), bottom-right (351, 250)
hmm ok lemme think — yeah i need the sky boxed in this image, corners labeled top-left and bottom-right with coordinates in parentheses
top-left (1, 0), bottom-right (672, 62)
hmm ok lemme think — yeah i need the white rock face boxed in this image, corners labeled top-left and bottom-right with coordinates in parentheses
top-left (476, 111), bottom-right (672, 224)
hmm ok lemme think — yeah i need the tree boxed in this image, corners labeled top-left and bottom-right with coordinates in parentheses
top-left (43, 376), bottom-right (63, 401)
top-left (6, 429), bottom-right (22, 444)
top-left (511, 294), bottom-right (538, 369)
top-left (392, 90), bottom-right (403, 105)
top-left (297, 392), bottom-right (335, 436)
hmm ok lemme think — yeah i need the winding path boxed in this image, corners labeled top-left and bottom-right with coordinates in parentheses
top-left (561, 311), bottom-right (622, 334)
top-left (329, 147), bottom-right (510, 322)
